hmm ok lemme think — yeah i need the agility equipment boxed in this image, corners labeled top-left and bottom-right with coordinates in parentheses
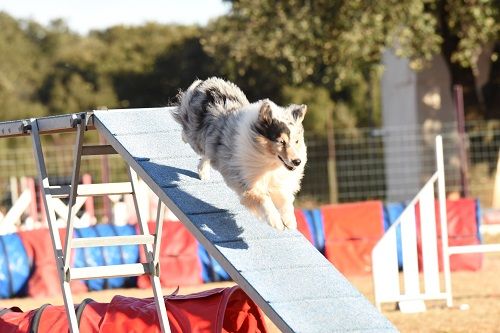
top-left (372, 136), bottom-right (451, 312)
top-left (0, 108), bottom-right (396, 332)
top-left (0, 286), bottom-right (268, 333)
top-left (0, 233), bottom-right (30, 298)
top-left (322, 201), bottom-right (385, 275)
top-left (372, 135), bottom-right (497, 312)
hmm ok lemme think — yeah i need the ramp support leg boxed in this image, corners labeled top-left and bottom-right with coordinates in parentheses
top-left (30, 118), bottom-right (80, 333)
top-left (128, 168), bottom-right (171, 333)
top-left (29, 114), bottom-right (171, 333)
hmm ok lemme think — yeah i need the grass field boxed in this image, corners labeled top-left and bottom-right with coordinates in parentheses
top-left (2, 253), bottom-right (500, 332)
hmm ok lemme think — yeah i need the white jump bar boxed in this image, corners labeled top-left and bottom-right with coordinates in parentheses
top-left (47, 182), bottom-right (133, 198)
top-left (70, 263), bottom-right (151, 280)
top-left (71, 235), bottom-right (154, 248)
top-left (448, 244), bottom-right (500, 255)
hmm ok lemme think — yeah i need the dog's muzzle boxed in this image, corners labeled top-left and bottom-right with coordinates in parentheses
top-left (278, 155), bottom-right (296, 171)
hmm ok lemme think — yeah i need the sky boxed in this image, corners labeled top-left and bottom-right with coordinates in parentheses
top-left (0, 0), bottom-right (231, 34)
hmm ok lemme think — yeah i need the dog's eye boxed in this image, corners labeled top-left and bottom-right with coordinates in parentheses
top-left (295, 140), bottom-right (299, 144)
top-left (277, 139), bottom-right (285, 145)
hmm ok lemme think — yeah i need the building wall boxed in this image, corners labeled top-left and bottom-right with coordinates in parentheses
top-left (382, 50), bottom-right (459, 201)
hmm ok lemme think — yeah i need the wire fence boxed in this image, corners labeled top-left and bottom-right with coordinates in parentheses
top-left (0, 120), bottom-right (498, 220)
top-left (300, 119), bottom-right (499, 209)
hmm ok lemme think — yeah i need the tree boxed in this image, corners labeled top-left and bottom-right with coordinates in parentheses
top-left (203, 0), bottom-right (499, 118)
top-left (0, 13), bottom-right (48, 121)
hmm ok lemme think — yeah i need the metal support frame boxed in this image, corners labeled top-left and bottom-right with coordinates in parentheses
top-left (129, 168), bottom-right (171, 333)
top-left (436, 136), bottom-right (453, 308)
top-left (26, 113), bottom-right (170, 333)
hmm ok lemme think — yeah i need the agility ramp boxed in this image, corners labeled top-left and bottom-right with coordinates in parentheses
top-left (0, 108), bottom-right (396, 332)
top-left (93, 107), bottom-right (395, 332)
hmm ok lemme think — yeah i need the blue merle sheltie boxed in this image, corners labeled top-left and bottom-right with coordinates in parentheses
top-left (173, 77), bottom-right (307, 230)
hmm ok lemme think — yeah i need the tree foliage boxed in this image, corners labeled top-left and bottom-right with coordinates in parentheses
top-left (0, 2), bottom-right (497, 139)
top-left (204, 0), bottom-right (499, 87)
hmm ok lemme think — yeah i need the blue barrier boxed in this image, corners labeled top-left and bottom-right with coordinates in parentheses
top-left (74, 225), bottom-right (139, 290)
top-left (475, 199), bottom-right (482, 243)
top-left (197, 244), bottom-right (230, 283)
top-left (382, 202), bottom-right (406, 269)
top-left (74, 227), bottom-right (106, 290)
top-left (303, 209), bottom-right (325, 254)
top-left (0, 233), bottom-right (30, 298)
top-left (95, 224), bottom-right (139, 289)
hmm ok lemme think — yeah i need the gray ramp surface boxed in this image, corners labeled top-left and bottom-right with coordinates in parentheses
top-left (93, 108), bottom-right (397, 333)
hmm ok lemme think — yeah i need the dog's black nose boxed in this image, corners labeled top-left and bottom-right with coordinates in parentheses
top-left (292, 159), bottom-right (301, 166)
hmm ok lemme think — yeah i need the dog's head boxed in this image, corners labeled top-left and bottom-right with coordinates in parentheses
top-left (253, 100), bottom-right (307, 171)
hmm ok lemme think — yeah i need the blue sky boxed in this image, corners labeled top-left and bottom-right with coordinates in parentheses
top-left (0, 0), bottom-right (230, 34)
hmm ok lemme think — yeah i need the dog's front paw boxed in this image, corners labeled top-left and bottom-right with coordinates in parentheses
top-left (198, 158), bottom-right (210, 180)
top-left (267, 210), bottom-right (286, 231)
top-left (282, 213), bottom-right (297, 230)
top-left (198, 167), bottom-right (210, 180)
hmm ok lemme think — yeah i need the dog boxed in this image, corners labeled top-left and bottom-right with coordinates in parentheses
top-left (172, 77), bottom-right (307, 230)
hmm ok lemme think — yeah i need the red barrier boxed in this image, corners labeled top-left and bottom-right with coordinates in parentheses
top-left (322, 201), bottom-right (385, 241)
top-left (416, 236), bottom-right (483, 273)
top-left (82, 173), bottom-right (95, 220)
top-left (322, 201), bottom-right (385, 275)
top-left (24, 177), bottom-right (38, 223)
top-left (18, 229), bottom-right (87, 298)
top-left (415, 198), bottom-right (482, 271)
top-left (415, 198), bottom-right (478, 238)
top-left (446, 199), bottom-right (478, 237)
top-left (0, 287), bottom-right (268, 333)
top-left (138, 221), bottom-right (203, 288)
top-left (294, 209), bottom-right (313, 244)
top-left (325, 240), bottom-right (379, 275)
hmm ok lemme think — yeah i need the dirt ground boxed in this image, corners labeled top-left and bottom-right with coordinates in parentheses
top-left (2, 253), bottom-right (500, 332)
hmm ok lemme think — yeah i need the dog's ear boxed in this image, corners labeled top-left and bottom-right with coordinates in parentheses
top-left (292, 104), bottom-right (307, 123)
top-left (258, 100), bottom-right (273, 125)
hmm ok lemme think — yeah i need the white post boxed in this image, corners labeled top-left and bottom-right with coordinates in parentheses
top-left (436, 135), bottom-right (452, 307)
top-left (9, 177), bottom-right (19, 224)
top-left (493, 148), bottom-right (500, 209)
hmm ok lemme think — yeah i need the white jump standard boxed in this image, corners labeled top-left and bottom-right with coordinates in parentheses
top-left (0, 109), bottom-right (397, 333)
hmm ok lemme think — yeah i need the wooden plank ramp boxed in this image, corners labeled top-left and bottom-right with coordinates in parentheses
top-left (93, 107), bottom-right (397, 333)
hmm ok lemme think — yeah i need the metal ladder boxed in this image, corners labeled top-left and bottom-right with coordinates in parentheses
top-left (28, 113), bottom-right (171, 333)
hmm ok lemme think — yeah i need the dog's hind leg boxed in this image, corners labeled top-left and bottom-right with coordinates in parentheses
top-left (241, 190), bottom-right (285, 231)
top-left (198, 157), bottom-right (211, 180)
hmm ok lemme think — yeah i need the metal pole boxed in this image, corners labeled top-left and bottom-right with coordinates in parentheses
top-left (30, 119), bottom-right (80, 333)
top-left (100, 134), bottom-right (112, 222)
top-left (436, 135), bottom-right (453, 307)
top-left (63, 114), bottom-right (86, 272)
top-left (453, 85), bottom-right (470, 198)
top-left (326, 108), bottom-right (338, 203)
top-left (128, 168), bottom-right (170, 333)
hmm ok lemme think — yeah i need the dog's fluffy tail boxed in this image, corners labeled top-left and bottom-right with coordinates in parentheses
top-left (172, 77), bottom-right (250, 154)
top-left (173, 77), bottom-right (249, 125)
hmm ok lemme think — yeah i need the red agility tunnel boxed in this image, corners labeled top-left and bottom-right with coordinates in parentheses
top-left (0, 286), bottom-right (268, 333)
